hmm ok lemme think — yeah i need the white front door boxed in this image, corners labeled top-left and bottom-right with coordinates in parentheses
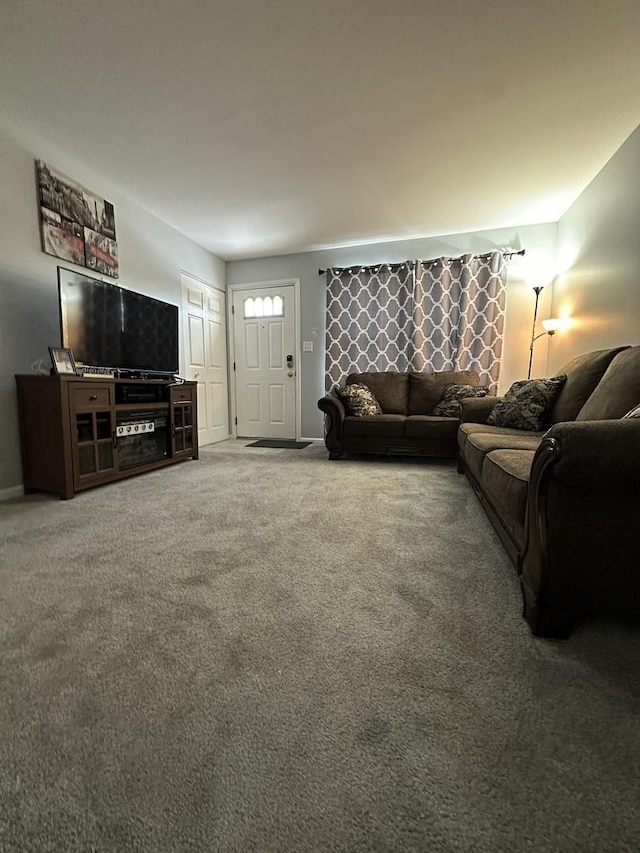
top-left (232, 285), bottom-right (296, 439)
top-left (181, 274), bottom-right (229, 446)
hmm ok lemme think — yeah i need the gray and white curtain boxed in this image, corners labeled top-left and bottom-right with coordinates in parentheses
top-left (325, 251), bottom-right (507, 393)
top-left (412, 252), bottom-right (507, 392)
top-left (324, 262), bottom-right (415, 392)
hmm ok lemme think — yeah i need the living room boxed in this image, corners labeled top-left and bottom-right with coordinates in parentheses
top-left (1, 2), bottom-right (639, 851)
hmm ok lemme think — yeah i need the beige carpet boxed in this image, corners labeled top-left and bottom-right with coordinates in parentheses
top-left (0, 441), bottom-right (639, 852)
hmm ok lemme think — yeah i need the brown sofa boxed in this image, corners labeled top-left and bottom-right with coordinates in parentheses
top-left (318, 369), bottom-right (483, 460)
top-left (458, 345), bottom-right (640, 637)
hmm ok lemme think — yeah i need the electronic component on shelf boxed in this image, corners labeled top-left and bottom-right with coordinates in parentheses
top-left (82, 366), bottom-right (116, 378)
top-left (116, 421), bottom-right (155, 437)
top-left (116, 383), bottom-right (166, 404)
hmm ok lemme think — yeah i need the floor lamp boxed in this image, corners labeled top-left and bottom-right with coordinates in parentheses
top-left (527, 285), bottom-right (561, 379)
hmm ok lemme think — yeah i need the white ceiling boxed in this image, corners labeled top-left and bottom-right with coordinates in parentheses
top-left (1, 0), bottom-right (639, 260)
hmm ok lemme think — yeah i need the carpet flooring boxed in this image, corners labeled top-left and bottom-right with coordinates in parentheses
top-left (1, 441), bottom-right (639, 852)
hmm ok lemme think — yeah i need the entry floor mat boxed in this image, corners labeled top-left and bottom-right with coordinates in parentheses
top-left (246, 439), bottom-right (312, 449)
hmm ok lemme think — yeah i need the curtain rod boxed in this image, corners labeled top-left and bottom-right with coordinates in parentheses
top-left (317, 248), bottom-right (525, 276)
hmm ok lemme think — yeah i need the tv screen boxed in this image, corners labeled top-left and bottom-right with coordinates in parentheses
top-left (58, 268), bottom-right (179, 374)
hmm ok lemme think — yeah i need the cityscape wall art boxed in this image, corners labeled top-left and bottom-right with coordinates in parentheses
top-left (36, 160), bottom-right (119, 278)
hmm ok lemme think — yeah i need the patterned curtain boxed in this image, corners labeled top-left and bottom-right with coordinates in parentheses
top-left (324, 251), bottom-right (508, 393)
top-left (413, 252), bottom-right (507, 392)
top-left (324, 262), bottom-right (415, 391)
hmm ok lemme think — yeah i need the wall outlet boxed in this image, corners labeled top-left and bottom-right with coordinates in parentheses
top-left (302, 341), bottom-right (314, 352)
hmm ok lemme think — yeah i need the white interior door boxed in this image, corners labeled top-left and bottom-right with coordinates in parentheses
top-left (181, 274), bottom-right (229, 446)
top-left (232, 285), bottom-right (296, 439)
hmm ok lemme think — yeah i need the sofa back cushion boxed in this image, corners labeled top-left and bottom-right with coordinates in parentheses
top-left (548, 346), bottom-right (630, 424)
top-left (576, 346), bottom-right (640, 421)
top-left (346, 371), bottom-right (409, 414)
top-left (408, 370), bottom-right (480, 415)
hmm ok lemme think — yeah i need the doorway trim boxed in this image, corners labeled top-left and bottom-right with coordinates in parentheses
top-left (227, 278), bottom-right (301, 441)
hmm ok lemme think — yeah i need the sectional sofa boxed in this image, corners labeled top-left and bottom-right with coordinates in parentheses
top-left (319, 347), bottom-right (640, 638)
top-left (458, 346), bottom-right (640, 637)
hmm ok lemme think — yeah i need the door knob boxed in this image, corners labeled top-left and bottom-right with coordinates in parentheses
top-left (287, 371), bottom-right (294, 377)
top-left (194, 372), bottom-right (200, 379)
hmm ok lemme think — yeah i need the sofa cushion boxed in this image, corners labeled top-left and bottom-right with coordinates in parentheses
top-left (482, 450), bottom-right (536, 546)
top-left (347, 372), bottom-right (409, 414)
top-left (336, 383), bottom-right (382, 416)
top-left (343, 414), bottom-right (406, 437)
top-left (577, 346), bottom-right (640, 421)
top-left (464, 431), bottom-right (543, 482)
top-left (432, 384), bottom-right (488, 417)
top-left (457, 422), bottom-right (544, 455)
top-left (549, 346), bottom-right (630, 424)
top-left (487, 376), bottom-right (567, 431)
top-left (408, 370), bottom-right (479, 415)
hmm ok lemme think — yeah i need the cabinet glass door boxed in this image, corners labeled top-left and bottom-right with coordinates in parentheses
top-left (74, 410), bottom-right (115, 479)
top-left (172, 402), bottom-right (195, 456)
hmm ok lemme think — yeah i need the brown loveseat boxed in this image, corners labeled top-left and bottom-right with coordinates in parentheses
top-left (458, 346), bottom-right (640, 638)
top-left (318, 369), bottom-right (483, 460)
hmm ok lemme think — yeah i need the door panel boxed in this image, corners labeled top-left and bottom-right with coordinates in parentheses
top-left (208, 318), bottom-right (224, 368)
top-left (210, 381), bottom-right (226, 428)
top-left (181, 274), bottom-right (229, 446)
top-left (188, 315), bottom-right (206, 367)
top-left (244, 323), bottom-right (260, 368)
top-left (268, 322), bottom-right (284, 368)
top-left (269, 385), bottom-right (284, 423)
top-left (233, 285), bottom-right (296, 439)
top-left (245, 384), bottom-right (261, 424)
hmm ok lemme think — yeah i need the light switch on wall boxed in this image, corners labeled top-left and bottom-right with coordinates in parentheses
top-left (302, 341), bottom-right (314, 352)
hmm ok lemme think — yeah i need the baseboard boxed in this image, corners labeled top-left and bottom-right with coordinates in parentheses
top-left (300, 437), bottom-right (324, 443)
top-left (0, 485), bottom-right (24, 502)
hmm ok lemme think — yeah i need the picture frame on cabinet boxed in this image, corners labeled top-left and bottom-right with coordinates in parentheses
top-left (49, 346), bottom-right (79, 376)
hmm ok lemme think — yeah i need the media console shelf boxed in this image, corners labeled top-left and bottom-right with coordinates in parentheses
top-left (16, 375), bottom-right (198, 499)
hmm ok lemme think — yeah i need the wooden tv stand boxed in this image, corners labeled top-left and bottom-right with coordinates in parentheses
top-left (16, 375), bottom-right (198, 499)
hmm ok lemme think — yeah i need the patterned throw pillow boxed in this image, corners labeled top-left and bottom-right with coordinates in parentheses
top-left (623, 403), bottom-right (640, 418)
top-left (487, 375), bottom-right (567, 431)
top-left (336, 383), bottom-right (382, 417)
top-left (432, 384), bottom-right (489, 417)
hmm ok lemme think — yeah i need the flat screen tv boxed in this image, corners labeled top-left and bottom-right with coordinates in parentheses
top-left (58, 268), bottom-right (179, 374)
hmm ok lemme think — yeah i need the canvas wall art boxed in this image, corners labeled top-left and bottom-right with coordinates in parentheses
top-left (36, 160), bottom-right (119, 278)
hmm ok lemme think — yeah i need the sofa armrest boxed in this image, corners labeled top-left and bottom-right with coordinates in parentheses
top-left (318, 392), bottom-right (346, 457)
top-left (542, 418), bottom-right (640, 489)
top-left (521, 417), bottom-right (640, 636)
top-left (459, 396), bottom-right (500, 424)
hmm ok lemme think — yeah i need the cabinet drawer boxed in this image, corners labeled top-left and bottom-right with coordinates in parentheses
top-left (71, 384), bottom-right (113, 409)
top-left (172, 386), bottom-right (194, 403)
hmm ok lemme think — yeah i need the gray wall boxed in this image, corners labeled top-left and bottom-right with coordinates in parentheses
top-left (0, 122), bottom-right (225, 495)
top-left (227, 224), bottom-right (558, 439)
top-left (550, 125), bottom-right (640, 368)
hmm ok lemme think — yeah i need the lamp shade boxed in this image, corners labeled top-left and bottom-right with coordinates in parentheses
top-left (542, 317), bottom-right (563, 332)
top-left (521, 256), bottom-right (556, 290)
